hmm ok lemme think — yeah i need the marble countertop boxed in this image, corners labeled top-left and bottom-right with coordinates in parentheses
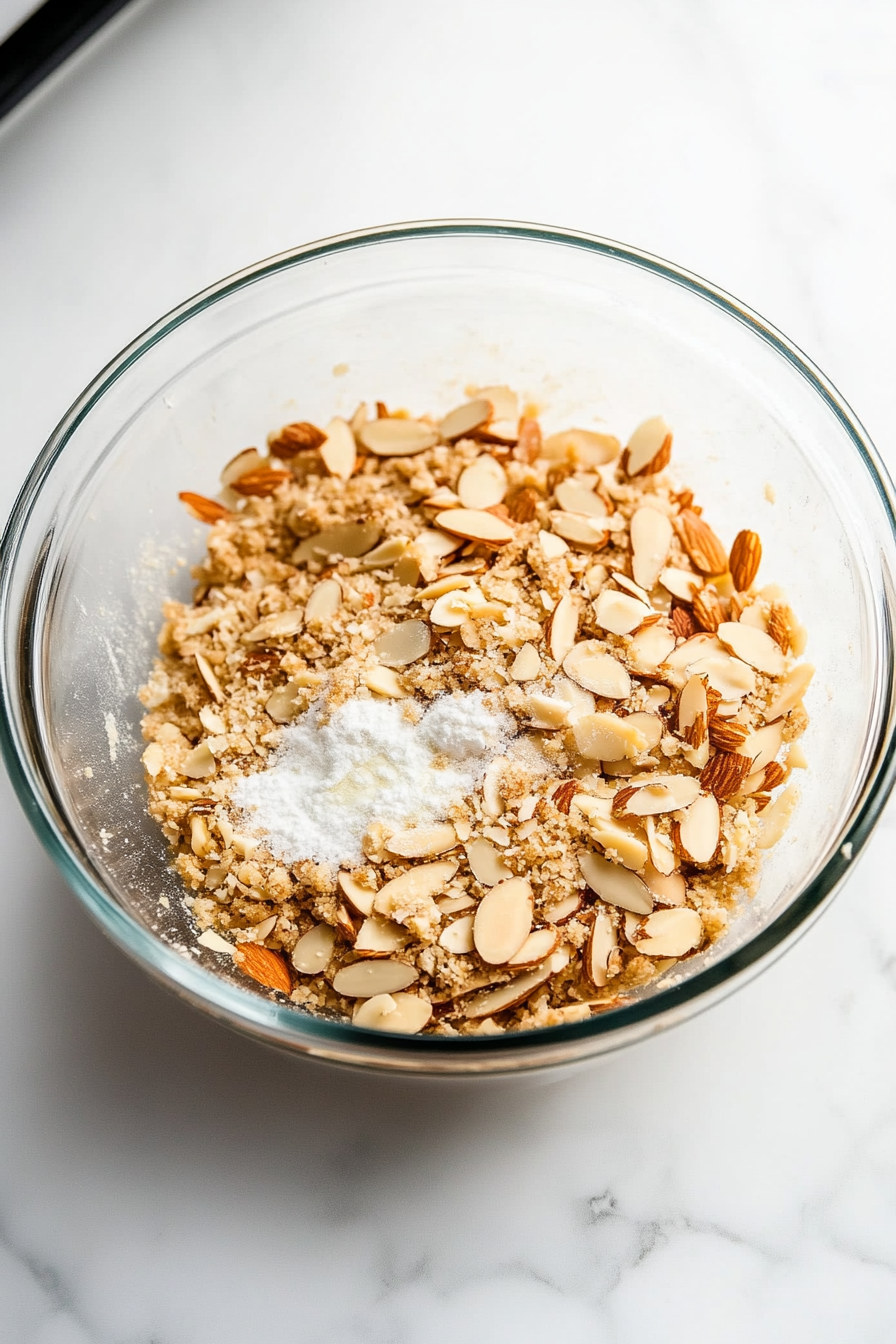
top-left (2, 2), bottom-right (896, 1339)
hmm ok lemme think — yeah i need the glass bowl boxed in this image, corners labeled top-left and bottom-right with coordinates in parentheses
top-left (2, 221), bottom-right (895, 1075)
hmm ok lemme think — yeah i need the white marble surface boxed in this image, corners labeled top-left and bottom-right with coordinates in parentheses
top-left (2, 1), bottom-right (896, 1339)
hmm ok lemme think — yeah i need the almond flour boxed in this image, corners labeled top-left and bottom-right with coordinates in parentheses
top-left (140, 389), bottom-right (812, 1037)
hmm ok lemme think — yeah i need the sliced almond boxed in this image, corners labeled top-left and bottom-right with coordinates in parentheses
top-left (434, 508), bottom-right (514, 546)
top-left (554, 676), bottom-right (596, 722)
top-left (466, 837), bottom-right (513, 886)
top-left (418, 575), bottom-right (472, 601)
top-left (554, 478), bottom-right (608, 518)
top-left (197, 929), bottom-right (234, 955)
top-left (621, 416), bottom-right (672, 476)
top-left (265, 678), bottom-right (311, 723)
top-left (675, 793), bottom-right (721, 863)
top-left (547, 593), bottom-right (579, 663)
top-left (613, 776), bottom-right (702, 816)
top-left (549, 512), bottom-right (609, 548)
top-left (243, 609), bottom-right (304, 642)
top-left (544, 892), bottom-right (583, 924)
top-left (594, 589), bottom-right (653, 636)
top-left (374, 861), bottom-right (459, 921)
top-left (220, 447), bottom-right (264, 487)
top-left (362, 666), bottom-right (409, 698)
top-left (624, 712), bottom-right (664, 749)
top-left (585, 911), bottom-right (617, 989)
top-left (687, 652), bottom-right (756, 701)
top-left (572, 712), bottom-right (651, 762)
top-left (352, 992), bottom-right (432, 1034)
top-left (293, 522), bottom-right (381, 565)
top-left (386, 824), bottom-right (457, 858)
top-left (573, 797), bottom-right (649, 870)
top-left (627, 623), bottom-right (676, 674)
top-left (319, 417), bottom-right (357, 480)
top-left (757, 783), bottom-right (798, 848)
top-left (457, 456), bottom-right (508, 509)
top-left (612, 572), bottom-right (652, 605)
top-left (538, 529), bottom-right (569, 560)
top-left (355, 915), bottom-right (409, 955)
top-left (373, 620), bottom-right (431, 667)
top-left (463, 965), bottom-right (553, 1019)
top-left (660, 566), bottom-right (700, 601)
top-left (181, 742), bottom-right (216, 780)
top-left (717, 621), bottom-right (786, 676)
top-left (507, 926), bottom-right (560, 968)
top-left (473, 877), bottom-right (534, 964)
top-left (304, 578), bottom-right (342, 625)
top-left (429, 587), bottom-right (487, 628)
top-left (438, 914), bottom-right (475, 954)
top-left (766, 662), bottom-right (814, 721)
top-left (438, 398), bottom-right (492, 441)
top-left (635, 907), bottom-right (702, 957)
top-left (510, 643), bottom-right (541, 681)
top-left (678, 673), bottom-right (708, 745)
top-left (525, 693), bottom-right (570, 729)
top-left (359, 418), bottom-right (439, 456)
top-left (563, 643), bottom-right (631, 698)
top-left (337, 871), bottom-right (377, 917)
top-left (438, 893), bottom-right (476, 914)
top-left (413, 528), bottom-right (461, 559)
top-left (475, 385), bottom-right (519, 425)
top-left (332, 960), bottom-right (418, 997)
top-left (643, 862), bottom-right (686, 905)
top-left (630, 507), bottom-right (673, 590)
top-left (578, 851), bottom-right (653, 915)
top-left (357, 537), bottom-right (411, 572)
top-left (542, 428), bottom-right (620, 466)
top-left (291, 923), bottom-right (337, 974)
top-left (743, 721), bottom-right (785, 772)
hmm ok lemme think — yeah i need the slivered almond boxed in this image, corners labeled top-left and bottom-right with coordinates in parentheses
top-left (232, 944), bottom-right (293, 994)
top-left (578, 851), bottom-right (653, 914)
top-left (678, 510), bottom-right (728, 575)
top-left (717, 622), bottom-right (786, 675)
top-left (332, 960), bottom-right (418, 997)
top-left (549, 512), bottom-right (609, 548)
top-left (729, 530), bottom-right (762, 591)
top-left (267, 421), bottom-right (326, 456)
top-left (635, 907), bottom-right (702, 958)
top-left (463, 965), bottom-right (553, 1019)
top-left (434, 508), bottom-right (514, 546)
top-left (195, 652), bottom-right (224, 704)
top-left (353, 993), bottom-right (432, 1034)
top-left (630, 507), bottom-right (673, 590)
top-left (179, 491), bottom-right (230, 524)
top-left (546, 593), bottom-right (579, 663)
top-left (584, 911), bottom-right (617, 989)
top-left (709, 719), bottom-right (749, 752)
top-left (231, 467), bottom-right (291, 496)
top-left (305, 578), bottom-right (342, 624)
top-left (359, 418), bottom-right (439, 456)
top-left (319, 417), bottom-right (357, 480)
top-left (293, 521), bottom-right (382, 564)
top-left (572, 712), bottom-right (651, 762)
top-left (466, 838), bottom-right (513, 886)
top-left (337, 871), bottom-right (377, 917)
top-left (413, 528), bottom-right (461, 559)
top-left (507, 927), bottom-right (559, 968)
top-left (612, 776), bottom-right (702, 816)
top-left (514, 417), bottom-right (543, 464)
top-left (621, 416), bottom-right (672, 476)
top-left (473, 877), bottom-right (534, 964)
top-left (612, 573), bottom-right (652, 604)
top-left (291, 923), bottom-right (337, 974)
top-left (438, 914), bottom-right (475, 954)
top-left (525, 694), bottom-right (569, 729)
top-left (674, 793), bottom-right (720, 863)
top-left (355, 915), bottom-right (409, 955)
top-left (700, 752), bottom-right (752, 800)
top-left (766, 663), bottom-right (814, 720)
top-left (594, 589), bottom-right (653, 636)
top-left (386, 824), bottom-right (457, 858)
top-left (438, 398), bottom-right (492, 441)
top-left (554, 676), bottom-right (596, 723)
top-left (573, 797), bottom-right (649, 870)
top-left (510, 643), bottom-right (541, 681)
top-left (457, 456), bottom-right (508, 509)
top-left (554, 478), bottom-right (608, 518)
top-left (373, 620), bottom-right (431, 667)
top-left (625, 712), bottom-right (664, 749)
top-left (563, 642), bottom-right (631, 698)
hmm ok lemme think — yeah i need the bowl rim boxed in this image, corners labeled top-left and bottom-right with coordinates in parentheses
top-left (3, 217), bottom-right (896, 1069)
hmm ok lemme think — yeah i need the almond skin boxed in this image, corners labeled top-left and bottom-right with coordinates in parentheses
top-left (678, 510), bottom-right (728, 575)
top-left (551, 780), bottom-right (579, 814)
top-left (671, 604), bottom-right (697, 639)
top-left (505, 486), bottom-right (540, 523)
top-left (231, 468), bottom-right (292, 497)
top-left (767, 603), bottom-right (792, 653)
top-left (514, 417), bottom-right (543, 464)
top-left (178, 491), bottom-right (230, 523)
top-left (699, 751), bottom-right (753, 801)
top-left (729, 529), bottom-right (762, 591)
top-left (708, 720), bottom-right (750, 752)
top-left (691, 588), bottom-right (725, 633)
top-left (232, 944), bottom-right (294, 994)
top-left (268, 421), bottom-right (327, 456)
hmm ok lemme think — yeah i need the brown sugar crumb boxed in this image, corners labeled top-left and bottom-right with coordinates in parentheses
top-left (139, 391), bottom-right (812, 1036)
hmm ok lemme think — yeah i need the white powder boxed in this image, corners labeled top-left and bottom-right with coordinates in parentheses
top-left (232, 691), bottom-right (515, 867)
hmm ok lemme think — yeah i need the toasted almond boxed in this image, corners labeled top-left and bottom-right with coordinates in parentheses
top-left (613, 775), bottom-right (702, 816)
top-left (562, 643), bottom-right (632, 698)
top-left (554, 478), bottom-right (608, 518)
top-left (514, 417), bottom-right (543, 464)
top-left (700, 751), bottom-right (752, 800)
top-left (337, 871), bottom-right (377, 917)
top-left (332, 960), bottom-right (418, 997)
top-left (643, 862), bottom-right (686, 905)
top-left (181, 742), bottom-right (217, 780)
top-left (543, 428), bottom-right (620, 466)
top-left (438, 398), bottom-right (493, 441)
top-left (626, 623), bottom-right (677, 674)
top-left (353, 992), bottom-right (432, 1034)
top-left (594, 588), bottom-right (653, 636)
top-left (766, 662), bottom-right (814, 720)
top-left (318, 417), bottom-right (356, 480)
top-left (220, 447), bottom-right (264, 487)
top-left (717, 622), bottom-right (786, 675)
top-left (674, 793), bottom-right (721, 863)
top-left (462, 964), bottom-right (553, 1019)
top-left (355, 915), bottom-right (409, 955)
top-left (374, 861), bottom-right (458, 921)
top-left (457, 455), bottom-right (508, 510)
top-left (572, 711), bottom-right (651, 762)
top-left (507, 926), bottom-right (560, 968)
top-left (386, 824), bottom-right (457, 858)
top-left (729, 530), bottom-right (762, 591)
top-left (538, 529), bottom-right (569, 559)
top-left (510, 643), bottom-right (541, 681)
top-left (743, 721), bottom-right (785, 772)
top-left (578, 851), bottom-right (653, 914)
top-left (635, 907), bottom-right (702, 958)
top-left (243, 609), bottom-right (304, 642)
top-left (709, 719), bottom-right (749, 752)
top-left (232, 944), bottom-right (293, 994)
top-left (231, 467), bottom-right (291, 497)
top-left (293, 521), bottom-right (382, 564)
top-left (438, 913), bottom-right (475, 954)
top-left (549, 511), bottom-right (609, 548)
top-left (473, 876), bottom-right (534, 964)
top-left (660, 566), bottom-right (700, 601)
top-left (677, 510), bottom-right (728, 575)
top-left (757, 783), bottom-right (798, 848)
top-left (373, 619), bottom-right (431, 667)
top-left (434, 508), bottom-right (514, 546)
top-left (179, 491), bottom-right (230, 524)
top-left (621, 417), bottom-right (672, 476)
top-left (465, 837), bottom-right (513, 886)
top-left (359, 418), bottom-right (439, 456)
top-left (546, 593), bottom-right (579, 663)
top-left (291, 923), bottom-right (337, 974)
top-left (630, 507), bottom-right (673, 590)
top-left (194, 652), bottom-right (224, 704)
top-left (304, 578), bottom-right (342, 625)
top-left (267, 420), bottom-right (326, 456)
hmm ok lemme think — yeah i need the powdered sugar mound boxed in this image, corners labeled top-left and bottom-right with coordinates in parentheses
top-left (232, 691), bottom-right (515, 867)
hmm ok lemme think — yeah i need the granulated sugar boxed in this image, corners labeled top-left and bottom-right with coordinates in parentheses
top-left (232, 691), bottom-right (514, 866)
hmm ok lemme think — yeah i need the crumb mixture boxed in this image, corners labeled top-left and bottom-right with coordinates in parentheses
top-left (139, 387), bottom-right (812, 1036)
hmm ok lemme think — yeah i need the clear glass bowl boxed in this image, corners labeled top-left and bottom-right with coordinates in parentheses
top-left (2, 221), bottom-right (895, 1075)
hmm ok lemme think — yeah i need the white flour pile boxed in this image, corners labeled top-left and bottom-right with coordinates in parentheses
top-left (232, 692), bottom-right (515, 866)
